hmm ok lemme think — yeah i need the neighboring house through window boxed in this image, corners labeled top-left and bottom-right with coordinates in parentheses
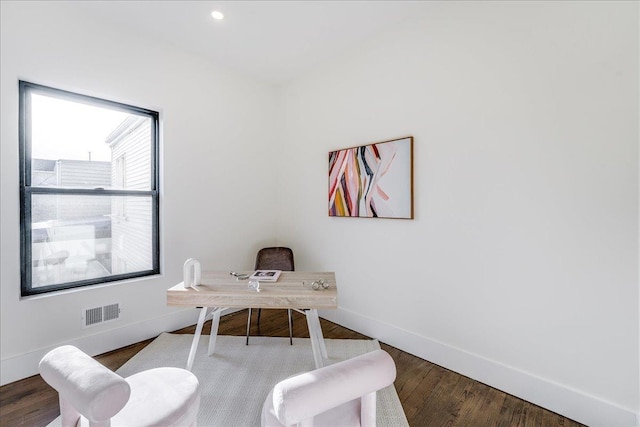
top-left (19, 81), bottom-right (160, 296)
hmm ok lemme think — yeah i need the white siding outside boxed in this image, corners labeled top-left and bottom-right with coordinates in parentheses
top-left (107, 117), bottom-right (153, 275)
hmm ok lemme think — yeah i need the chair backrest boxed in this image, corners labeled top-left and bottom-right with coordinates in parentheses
top-left (268, 349), bottom-right (396, 426)
top-left (255, 247), bottom-right (295, 271)
top-left (39, 345), bottom-right (131, 427)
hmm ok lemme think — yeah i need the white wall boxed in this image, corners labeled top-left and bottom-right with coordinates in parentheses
top-left (0, 1), bottom-right (279, 384)
top-left (277, 2), bottom-right (639, 426)
top-left (1, 1), bottom-right (638, 426)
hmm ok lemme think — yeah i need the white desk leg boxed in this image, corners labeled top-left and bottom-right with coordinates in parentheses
top-left (208, 307), bottom-right (225, 356)
top-left (187, 307), bottom-right (213, 371)
top-left (310, 309), bottom-right (328, 359)
top-left (310, 308), bottom-right (328, 359)
top-left (306, 309), bottom-right (329, 368)
top-left (305, 310), bottom-right (323, 368)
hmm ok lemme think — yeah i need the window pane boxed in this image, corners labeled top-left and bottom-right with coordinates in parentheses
top-left (31, 194), bottom-right (154, 288)
top-left (21, 81), bottom-right (159, 296)
top-left (30, 93), bottom-right (153, 190)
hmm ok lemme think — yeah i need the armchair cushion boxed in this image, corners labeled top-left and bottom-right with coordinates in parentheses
top-left (113, 367), bottom-right (200, 426)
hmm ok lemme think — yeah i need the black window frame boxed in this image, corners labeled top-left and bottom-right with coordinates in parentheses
top-left (19, 81), bottom-right (160, 296)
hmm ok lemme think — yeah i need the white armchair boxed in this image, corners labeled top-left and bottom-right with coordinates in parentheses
top-left (39, 345), bottom-right (200, 427)
top-left (261, 349), bottom-right (396, 427)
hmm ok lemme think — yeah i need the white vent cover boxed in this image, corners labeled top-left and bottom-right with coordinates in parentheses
top-left (82, 303), bottom-right (121, 328)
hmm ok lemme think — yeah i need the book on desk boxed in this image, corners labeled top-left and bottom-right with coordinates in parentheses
top-left (249, 270), bottom-right (281, 281)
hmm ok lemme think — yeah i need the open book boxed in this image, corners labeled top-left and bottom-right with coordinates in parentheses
top-left (249, 270), bottom-right (282, 281)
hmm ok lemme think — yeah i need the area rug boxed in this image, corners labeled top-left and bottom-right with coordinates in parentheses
top-left (117, 333), bottom-right (409, 427)
top-left (49, 333), bottom-right (409, 426)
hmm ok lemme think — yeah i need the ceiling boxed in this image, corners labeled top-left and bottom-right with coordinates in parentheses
top-left (61, 1), bottom-right (431, 85)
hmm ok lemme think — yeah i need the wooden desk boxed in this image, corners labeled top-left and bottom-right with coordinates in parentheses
top-left (167, 271), bottom-right (337, 370)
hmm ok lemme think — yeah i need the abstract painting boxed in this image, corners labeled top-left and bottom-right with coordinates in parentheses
top-left (329, 136), bottom-right (413, 219)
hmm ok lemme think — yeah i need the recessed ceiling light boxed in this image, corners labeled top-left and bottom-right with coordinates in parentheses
top-left (211, 11), bottom-right (224, 21)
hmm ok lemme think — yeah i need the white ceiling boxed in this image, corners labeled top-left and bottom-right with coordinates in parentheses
top-left (62, 1), bottom-right (430, 85)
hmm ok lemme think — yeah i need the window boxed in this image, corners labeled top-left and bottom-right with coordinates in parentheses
top-left (19, 81), bottom-right (160, 296)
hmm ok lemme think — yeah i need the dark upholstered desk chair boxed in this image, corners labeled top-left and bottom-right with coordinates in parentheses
top-left (247, 247), bottom-right (295, 345)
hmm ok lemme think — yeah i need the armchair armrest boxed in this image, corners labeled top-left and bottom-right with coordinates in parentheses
top-left (271, 349), bottom-right (396, 426)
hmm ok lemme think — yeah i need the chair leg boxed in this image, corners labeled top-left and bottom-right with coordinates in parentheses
top-left (249, 308), bottom-right (294, 346)
top-left (246, 308), bottom-right (252, 345)
top-left (288, 309), bottom-right (293, 345)
top-left (257, 308), bottom-right (262, 333)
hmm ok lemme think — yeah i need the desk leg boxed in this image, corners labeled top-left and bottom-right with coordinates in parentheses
top-left (308, 309), bottom-right (328, 358)
top-left (208, 307), bottom-right (225, 356)
top-left (305, 309), bottom-right (328, 368)
top-left (187, 307), bottom-right (213, 371)
top-left (313, 309), bottom-right (328, 358)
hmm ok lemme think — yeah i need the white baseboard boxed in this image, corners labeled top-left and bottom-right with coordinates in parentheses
top-left (3, 305), bottom-right (636, 427)
top-left (319, 307), bottom-right (637, 427)
top-left (0, 308), bottom-right (200, 386)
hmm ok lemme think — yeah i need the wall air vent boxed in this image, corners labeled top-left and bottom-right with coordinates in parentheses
top-left (82, 303), bottom-right (121, 328)
top-left (84, 307), bottom-right (102, 327)
top-left (103, 303), bottom-right (120, 322)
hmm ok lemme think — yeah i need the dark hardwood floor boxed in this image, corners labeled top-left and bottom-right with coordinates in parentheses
top-left (0, 309), bottom-right (586, 427)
